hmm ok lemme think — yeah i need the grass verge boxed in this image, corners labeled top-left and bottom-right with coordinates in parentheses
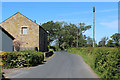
top-left (67, 47), bottom-right (120, 79)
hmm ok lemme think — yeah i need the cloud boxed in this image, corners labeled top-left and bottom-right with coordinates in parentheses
top-left (100, 20), bottom-right (118, 28)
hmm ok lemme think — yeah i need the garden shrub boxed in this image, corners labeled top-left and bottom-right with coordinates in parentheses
top-left (2, 50), bottom-right (44, 68)
top-left (49, 49), bottom-right (54, 52)
top-left (49, 46), bottom-right (56, 51)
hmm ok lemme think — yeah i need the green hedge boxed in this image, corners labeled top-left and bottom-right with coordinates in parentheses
top-left (67, 47), bottom-right (120, 79)
top-left (49, 49), bottom-right (54, 52)
top-left (2, 50), bottom-right (44, 68)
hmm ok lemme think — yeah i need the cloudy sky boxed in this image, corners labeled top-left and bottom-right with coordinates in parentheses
top-left (1, 2), bottom-right (118, 44)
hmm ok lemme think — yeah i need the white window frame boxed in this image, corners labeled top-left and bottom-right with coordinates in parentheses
top-left (20, 26), bottom-right (28, 34)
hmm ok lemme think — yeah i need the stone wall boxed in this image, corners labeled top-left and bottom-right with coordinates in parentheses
top-left (0, 12), bottom-right (47, 51)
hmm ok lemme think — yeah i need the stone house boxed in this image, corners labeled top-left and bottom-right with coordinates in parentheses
top-left (0, 26), bottom-right (15, 52)
top-left (0, 12), bottom-right (48, 52)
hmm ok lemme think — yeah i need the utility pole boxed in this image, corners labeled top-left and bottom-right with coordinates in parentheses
top-left (93, 6), bottom-right (95, 47)
top-left (76, 29), bottom-right (79, 48)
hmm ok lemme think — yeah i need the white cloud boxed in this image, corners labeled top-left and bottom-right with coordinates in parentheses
top-left (100, 20), bottom-right (118, 28)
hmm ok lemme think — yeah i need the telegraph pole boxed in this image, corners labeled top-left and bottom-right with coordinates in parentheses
top-left (77, 29), bottom-right (79, 48)
top-left (93, 6), bottom-right (95, 47)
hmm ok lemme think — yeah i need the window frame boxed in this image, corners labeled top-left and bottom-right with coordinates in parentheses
top-left (20, 26), bottom-right (28, 35)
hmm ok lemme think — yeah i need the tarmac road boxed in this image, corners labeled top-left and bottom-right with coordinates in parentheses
top-left (7, 51), bottom-right (99, 78)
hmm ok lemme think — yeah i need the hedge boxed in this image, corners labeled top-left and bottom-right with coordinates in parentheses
top-left (67, 47), bottom-right (120, 79)
top-left (1, 50), bottom-right (44, 69)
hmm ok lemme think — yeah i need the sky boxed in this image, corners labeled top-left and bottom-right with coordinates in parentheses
top-left (1, 0), bottom-right (119, 2)
top-left (1, 2), bottom-right (118, 44)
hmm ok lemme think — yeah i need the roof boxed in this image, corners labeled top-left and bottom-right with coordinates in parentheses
top-left (0, 12), bottom-right (47, 34)
top-left (0, 26), bottom-right (15, 40)
top-left (39, 25), bottom-right (48, 34)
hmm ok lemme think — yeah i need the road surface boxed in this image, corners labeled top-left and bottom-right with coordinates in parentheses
top-left (7, 51), bottom-right (99, 78)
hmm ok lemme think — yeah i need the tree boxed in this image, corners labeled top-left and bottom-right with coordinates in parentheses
top-left (87, 36), bottom-right (93, 47)
top-left (106, 40), bottom-right (115, 47)
top-left (54, 21), bottom-right (65, 49)
top-left (98, 41), bottom-right (102, 47)
top-left (55, 22), bottom-right (77, 49)
top-left (101, 37), bottom-right (108, 47)
top-left (64, 23), bottom-right (77, 47)
top-left (76, 23), bottom-right (91, 47)
top-left (111, 33), bottom-right (120, 47)
top-left (42, 21), bottom-right (58, 45)
top-left (42, 21), bottom-right (91, 50)
top-left (98, 37), bottom-right (108, 47)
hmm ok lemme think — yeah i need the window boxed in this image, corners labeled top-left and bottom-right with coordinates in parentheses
top-left (21, 27), bottom-right (27, 34)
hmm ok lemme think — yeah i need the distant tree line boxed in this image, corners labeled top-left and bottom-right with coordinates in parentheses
top-left (42, 21), bottom-right (120, 50)
top-left (98, 33), bottom-right (120, 47)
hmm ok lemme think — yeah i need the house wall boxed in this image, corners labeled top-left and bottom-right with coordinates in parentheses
top-left (0, 28), bottom-right (2, 51)
top-left (1, 12), bottom-right (39, 50)
top-left (39, 27), bottom-right (48, 52)
top-left (44, 32), bottom-right (48, 51)
top-left (0, 12), bottom-right (48, 52)
top-left (0, 29), bottom-right (13, 52)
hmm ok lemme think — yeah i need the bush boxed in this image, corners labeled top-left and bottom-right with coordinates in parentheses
top-left (49, 46), bottom-right (56, 51)
top-left (67, 47), bottom-right (120, 79)
top-left (2, 50), bottom-right (44, 69)
top-left (49, 49), bottom-right (54, 52)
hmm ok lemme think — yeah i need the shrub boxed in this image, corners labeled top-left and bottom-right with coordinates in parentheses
top-left (2, 50), bottom-right (44, 68)
top-left (67, 47), bottom-right (120, 79)
top-left (49, 46), bottom-right (56, 51)
top-left (49, 49), bottom-right (54, 52)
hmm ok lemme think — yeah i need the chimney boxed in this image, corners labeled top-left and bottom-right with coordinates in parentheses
top-left (34, 20), bottom-right (36, 23)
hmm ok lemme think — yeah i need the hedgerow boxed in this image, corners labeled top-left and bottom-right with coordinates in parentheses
top-left (67, 47), bottom-right (120, 79)
top-left (2, 50), bottom-right (44, 69)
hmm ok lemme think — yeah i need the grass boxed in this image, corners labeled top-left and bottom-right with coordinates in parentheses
top-left (67, 49), bottom-right (95, 73)
top-left (67, 47), bottom-right (120, 78)
top-left (67, 47), bottom-right (98, 75)
top-left (0, 58), bottom-right (2, 77)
